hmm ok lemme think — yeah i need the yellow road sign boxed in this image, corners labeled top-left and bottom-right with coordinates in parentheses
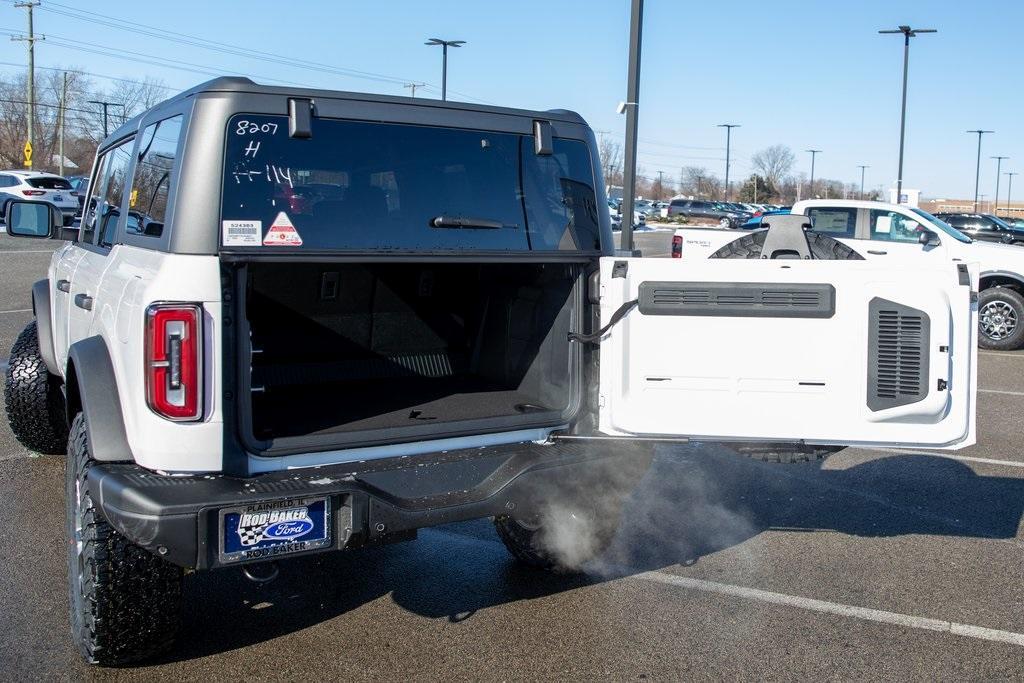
top-left (22, 140), bottom-right (32, 166)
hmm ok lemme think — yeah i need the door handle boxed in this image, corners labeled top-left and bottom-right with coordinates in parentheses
top-left (867, 250), bottom-right (888, 255)
top-left (74, 293), bottom-right (93, 311)
top-left (57, 279), bottom-right (71, 293)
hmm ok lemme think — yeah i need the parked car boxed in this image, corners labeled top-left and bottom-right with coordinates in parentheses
top-left (66, 174), bottom-right (89, 212)
top-left (666, 198), bottom-right (748, 227)
top-left (672, 198), bottom-right (1024, 350)
top-left (0, 171), bottom-right (78, 224)
top-left (740, 208), bottom-right (790, 229)
top-left (934, 213), bottom-right (1024, 245)
top-left (2, 78), bottom-right (978, 666)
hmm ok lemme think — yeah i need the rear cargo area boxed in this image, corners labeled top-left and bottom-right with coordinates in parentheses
top-left (240, 262), bottom-right (581, 449)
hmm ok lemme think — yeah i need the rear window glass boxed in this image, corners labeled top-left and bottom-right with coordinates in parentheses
top-left (27, 176), bottom-right (72, 190)
top-left (221, 115), bottom-right (599, 251)
top-left (807, 207), bottom-right (856, 237)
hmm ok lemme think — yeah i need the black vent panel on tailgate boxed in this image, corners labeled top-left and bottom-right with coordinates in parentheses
top-left (638, 281), bottom-right (835, 318)
top-left (867, 298), bottom-right (930, 411)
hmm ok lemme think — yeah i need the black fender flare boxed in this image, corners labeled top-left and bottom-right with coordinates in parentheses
top-left (66, 336), bottom-right (133, 462)
top-left (30, 279), bottom-right (59, 376)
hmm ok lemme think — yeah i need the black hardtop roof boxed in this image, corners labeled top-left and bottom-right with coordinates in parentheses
top-left (103, 76), bottom-right (587, 147)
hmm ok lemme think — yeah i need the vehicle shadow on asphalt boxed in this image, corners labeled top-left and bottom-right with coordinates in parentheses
top-left (160, 445), bottom-right (1024, 662)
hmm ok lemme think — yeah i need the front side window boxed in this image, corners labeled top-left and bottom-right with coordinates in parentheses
top-left (869, 209), bottom-right (922, 243)
top-left (220, 115), bottom-right (599, 252)
top-left (808, 207), bottom-right (856, 237)
top-left (126, 116), bottom-right (182, 238)
top-left (79, 154), bottom-right (111, 245)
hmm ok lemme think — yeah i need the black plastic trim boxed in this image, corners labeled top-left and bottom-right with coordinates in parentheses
top-left (867, 297), bottom-right (930, 412)
top-left (638, 281), bottom-right (836, 318)
top-left (30, 280), bottom-right (58, 376)
top-left (67, 337), bottom-right (133, 462)
top-left (88, 440), bottom-right (643, 569)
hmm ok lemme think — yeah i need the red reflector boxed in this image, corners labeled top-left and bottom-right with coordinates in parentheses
top-left (21, 190), bottom-right (45, 196)
top-left (145, 304), bottom-right (203, 421)
top-left (671, 235), bottom-right (683, 258)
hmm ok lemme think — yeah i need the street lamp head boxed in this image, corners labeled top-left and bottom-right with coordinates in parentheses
top-left (425, 38), bottom-right (465, 47)
top-left (879, 26), bottom-right (936, 37)
top-left (616, 101), bottom-right (638, 114)
top-left (717, 123), bottom-right (740, 128)
top-left (967, 129), bottom-right (994, 134)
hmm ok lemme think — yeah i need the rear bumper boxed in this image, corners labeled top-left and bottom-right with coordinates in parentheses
top-left (89, 440), bottom-right (647, 570)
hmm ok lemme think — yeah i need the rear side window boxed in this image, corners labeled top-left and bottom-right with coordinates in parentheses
top-left (220, 114), bottom-right (600, 252)
top-left (26, 177), bottom-right (72, 190)
top-left (807, 207), bottom-right (856, 237)
top-left (126, 115), bottom-right (183, 238)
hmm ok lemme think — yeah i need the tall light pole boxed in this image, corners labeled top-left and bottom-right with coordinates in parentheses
top-left (991, 156), bottom-right (1009, 215)
top-left (717, 123), bottom-right (739, 201)
top-left (425, 38), bottom-right (465, 101)
top-left (618, 0), bottom-right (644, 253)
top-left (1007, 172), bottom-right (1018, 215)
top-left (879, 26), bottom-right (935, 203)
top-left (857, 165), bottom-right (869, 199)
top-left (403, 82), bottom-right (425, 98)
top-left (967, 130), bottom-right (994, 211)
top-left (806, 149), bottom-right (822, 198)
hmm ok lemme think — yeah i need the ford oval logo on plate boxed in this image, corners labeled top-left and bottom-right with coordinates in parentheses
top-left (263, 518), bottom-right (314, 541)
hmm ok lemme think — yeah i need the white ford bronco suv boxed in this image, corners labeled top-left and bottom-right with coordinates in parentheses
top-left (3, 79), bottom-right (978, 665)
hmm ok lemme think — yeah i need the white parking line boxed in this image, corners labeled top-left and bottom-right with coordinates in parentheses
top-left (867, 448), bottom-right (1024, 470)
top-left (0, 250), bottom-right (55, 254)
top-left (979, 388), bottom-right (1024, 397)
top-left (0, 309), bottom-right (31, 315)
top-left (427, 528), bottom-right (1024, 648)
top-left (640, 572), bottom-right (1024, 647)
top-left (980, 352), bottom-right (1024, 359)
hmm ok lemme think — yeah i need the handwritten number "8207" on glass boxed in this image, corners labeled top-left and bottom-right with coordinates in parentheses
top-left (235, 120), bottom-right (279, 136)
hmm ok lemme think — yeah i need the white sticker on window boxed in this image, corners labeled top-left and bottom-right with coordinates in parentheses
top-left (875, 215), bottom-right (892, 234)
top-left (222, 220), bottom-right (262, 246)
top-left (263, 212), bottom-right (303, 246)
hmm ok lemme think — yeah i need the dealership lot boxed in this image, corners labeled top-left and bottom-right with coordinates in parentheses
top-left (1, 232), bottom-right (1023, 678)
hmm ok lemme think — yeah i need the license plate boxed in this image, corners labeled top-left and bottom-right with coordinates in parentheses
top-left (53, 194), bottom-right (63, 201)
top-left (220, 496), bottom-right (331, 563)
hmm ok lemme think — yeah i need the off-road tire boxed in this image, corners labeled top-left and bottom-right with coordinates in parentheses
top-left (977, 287), bottom-right (1024, 351)
top-left (66, 413), bottom-right (183, 666)
top-left (4, 320), bottom-right (69, 454)
top-left (710, 229), bottom-right (864, 260)
top-left (494, 501), bottom-right (622, 572)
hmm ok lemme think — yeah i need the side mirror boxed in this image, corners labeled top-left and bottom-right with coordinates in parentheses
top-left (4, 200), bottom-right (62, 239)
top-left (918, 229), bottom-right (940, 247)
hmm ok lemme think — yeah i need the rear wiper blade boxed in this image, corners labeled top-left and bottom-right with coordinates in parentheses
top-left (430, 215), bottom-right (506, 230)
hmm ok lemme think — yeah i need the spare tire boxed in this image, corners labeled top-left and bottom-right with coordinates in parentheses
top-left (710, 229), bottom-right (863, 261)
top-left (711, 223), bottom-right (859, 463)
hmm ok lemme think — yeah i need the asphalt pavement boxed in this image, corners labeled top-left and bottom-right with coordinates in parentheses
top-left (2, 230), bottom-right (1024, 679)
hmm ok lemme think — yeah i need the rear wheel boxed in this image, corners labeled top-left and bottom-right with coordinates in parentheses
top-left (978, 287), bottom-right (1024, 351)
top-left (66, 413), bottom-right (183, 665)
top-left (4, 321), bottom-right (68, 454)
top-left (494, 499), bottom-right (622, 572)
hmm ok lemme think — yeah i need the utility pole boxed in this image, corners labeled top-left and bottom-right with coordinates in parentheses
top-left (717, 123), bottom-right (739, 201)
top-left (857, 165), bottom-right (869, 199)
top-left (806, 149), bottom-right (821, 199)
top-left (991, 156), bottom-right (1009, 215)
top-left (12, 2), bottom-right (42, 170)
top-left (656, 170), bottom-right (664, 200)
top-left (403, 82), bottom-right (425, 98)
top-left (58, 72), bottom-right (67, 176)
top-left (88, 100), bottom-right (123, 139)
top-left (879, 26), bottom-right (935, 204)
top-left (753, 175), bottom-right (758, 203)
top-left (619, 0), bottom-right (644, 253)
top-left (967, 130), bottom-right (994, 212)
top-left (1007, 172), bottom-right (1018, 214)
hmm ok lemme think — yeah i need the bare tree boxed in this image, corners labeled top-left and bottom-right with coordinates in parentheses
top-left (599, 136), bottom-right (623, 186)
top-left (751, 145), bottom-right (795, 190)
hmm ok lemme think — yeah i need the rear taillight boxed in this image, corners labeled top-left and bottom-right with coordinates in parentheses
top-left (21, 190), bottom-right (44, 196)
top-left (671, 235), bottom-right (682, 258)
top-left (145, 304), bottom-right (203, 421)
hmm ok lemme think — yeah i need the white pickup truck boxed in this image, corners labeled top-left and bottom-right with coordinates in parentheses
top-left (672, 199), bottom-right (1024, 350)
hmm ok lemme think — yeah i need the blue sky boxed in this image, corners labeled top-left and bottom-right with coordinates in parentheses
top-left (1, 0), bottom-right (1021, 200)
